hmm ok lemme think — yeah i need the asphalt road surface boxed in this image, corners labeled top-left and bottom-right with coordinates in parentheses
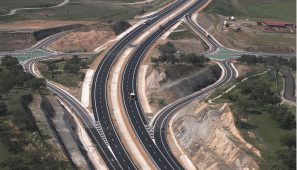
top-left (120, 0), bottom-right (213, 169)
top-left (91, 0), bottom-right (190, 169)
top-left (281, 69), bottom-right (296, 102)
top-left (24, 58), bottom-right (126, 169)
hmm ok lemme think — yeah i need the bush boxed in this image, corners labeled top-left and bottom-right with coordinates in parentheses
top-left (181, 54), bottom-right (210, 66)
top-left (210, 65), bottom-right (222, 79)
top-left (113, 21), bottom-right (131, 35)
top-left (63, 55), bottom-right (81, 74)
top-left (40, 96), bottom-right (55, 117)
top-left (28, 78), bottom-right (46, 90)
top-left (280, 134), bottom-right (296, 150)
top-left (1, 55), bottom-right (19, 68)
top-left (159, 42), bottom-right (176, 54)
top-left (0, 102), bottom-right (7, 115)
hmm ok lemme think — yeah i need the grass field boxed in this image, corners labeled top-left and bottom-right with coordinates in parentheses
top-left (0, 2), bottom-right (141, 22)
top-left (168, 29), bottom-right (194, 40)
top-left (240, 110), bottom-right (295, 169)
top-left (0, 0), bottom-right (63, 14)
top-left (204, 0), bottom-right (296, 22)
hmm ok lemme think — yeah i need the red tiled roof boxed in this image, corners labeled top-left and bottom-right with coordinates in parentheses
top-left (263, 21), bottom-right (294, 27)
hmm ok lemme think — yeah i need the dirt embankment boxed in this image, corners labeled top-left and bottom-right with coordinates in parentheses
top-left (49, 23), bottom-right (116, 52)
top-left (41, 95), bottom-right (91, 169)
top-left (0, 20), bottom-right (96, 51)
top-left (173, 101), bottom-right (260, 170)
top-left (197, 13), bottom-right (296, 54)
top-left (145, 63), bottom-right (220, 117)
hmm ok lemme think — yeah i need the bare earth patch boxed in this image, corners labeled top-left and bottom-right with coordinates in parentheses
top-left (49, 24), bottom-right (115, 52)
top-left (170, 39), bottom-right (206, 54)
top-left (0, 20), bottom-right (96, 31)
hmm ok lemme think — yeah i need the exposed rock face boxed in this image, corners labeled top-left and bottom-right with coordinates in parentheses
top-left (173, 101), bottom-right (259, 170)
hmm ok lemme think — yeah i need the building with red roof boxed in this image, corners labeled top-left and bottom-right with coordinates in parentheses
top-left (262, 21), bottom-right (296, 28)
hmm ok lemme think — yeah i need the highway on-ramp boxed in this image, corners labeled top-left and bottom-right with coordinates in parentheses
top-left (24, 58), bottom-right (123, 169)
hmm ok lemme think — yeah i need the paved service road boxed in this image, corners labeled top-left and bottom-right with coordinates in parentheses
top-left (281, 69), bottom-right (296, 102)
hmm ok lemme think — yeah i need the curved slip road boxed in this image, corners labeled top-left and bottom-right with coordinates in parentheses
top-left (280, 69), bottom-right (296, 102)
top-left (152, 60), bottom-right (235, 167)
top-left (24, 57), bottom-right (123, 169)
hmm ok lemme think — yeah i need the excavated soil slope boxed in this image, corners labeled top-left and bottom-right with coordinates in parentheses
top-left (173, 101), bottom-right (260, 170)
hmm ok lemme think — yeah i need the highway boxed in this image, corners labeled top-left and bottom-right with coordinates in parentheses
top-left (120, 0), bottom-right (214, 169)
top-left (91, 0), bottom-right (191, 169)
top-left (24, 57), bottom-right (124, 169)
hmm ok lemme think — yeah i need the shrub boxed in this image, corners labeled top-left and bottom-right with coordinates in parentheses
top-left (113, 21), bottom-right (131, 35)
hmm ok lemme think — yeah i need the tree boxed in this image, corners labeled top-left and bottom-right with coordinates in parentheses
top-left (1, 55), bottom-right (19, 68)
top-left (276, 150), bottom-right (296, 170)
top-left (159, 42), bottom-right (176, 54)
top-left (72, 55), bottom-right (80, 65)
top-left (113, 21), bottom-right (131, 35)
top-left (210, 65), bottom-right (222, 79)
top-left (63, 62), bottom-right (80, 74)
top-left (47, 62), bottom-right (58, 78)
top-left (238, 55), bottom-right (257, 64)
top-left (280, 135), bottom-right (296, 150)
top-left (28, 78), bottom-right (46, 90)
top-left (279, 112), bottom-right (296, 130)
top-left (0, 102), bottom-right (7, 115)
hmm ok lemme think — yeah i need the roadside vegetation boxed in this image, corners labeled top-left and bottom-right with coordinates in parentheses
top-left (204, 0), bottom-right (296, 22)
top-left (0, 56), bottom-right (72, 169)
top-left (212, 55), bottom-right (296, 170)
top-left (152, 42), bottom-right (210, 66)
top-left (38, 55), bottom-right (87, 87)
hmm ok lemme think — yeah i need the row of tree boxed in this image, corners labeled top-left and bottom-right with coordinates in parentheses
top-left (152, 53), bottom-right (210, 66)
top-left (46, 55), bottom-right (85, 78)
top-left (238, 54), bottom-right (296, 70)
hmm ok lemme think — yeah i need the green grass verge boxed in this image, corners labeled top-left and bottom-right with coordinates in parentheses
top-left (168, 29), bottom-right (194, 40)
